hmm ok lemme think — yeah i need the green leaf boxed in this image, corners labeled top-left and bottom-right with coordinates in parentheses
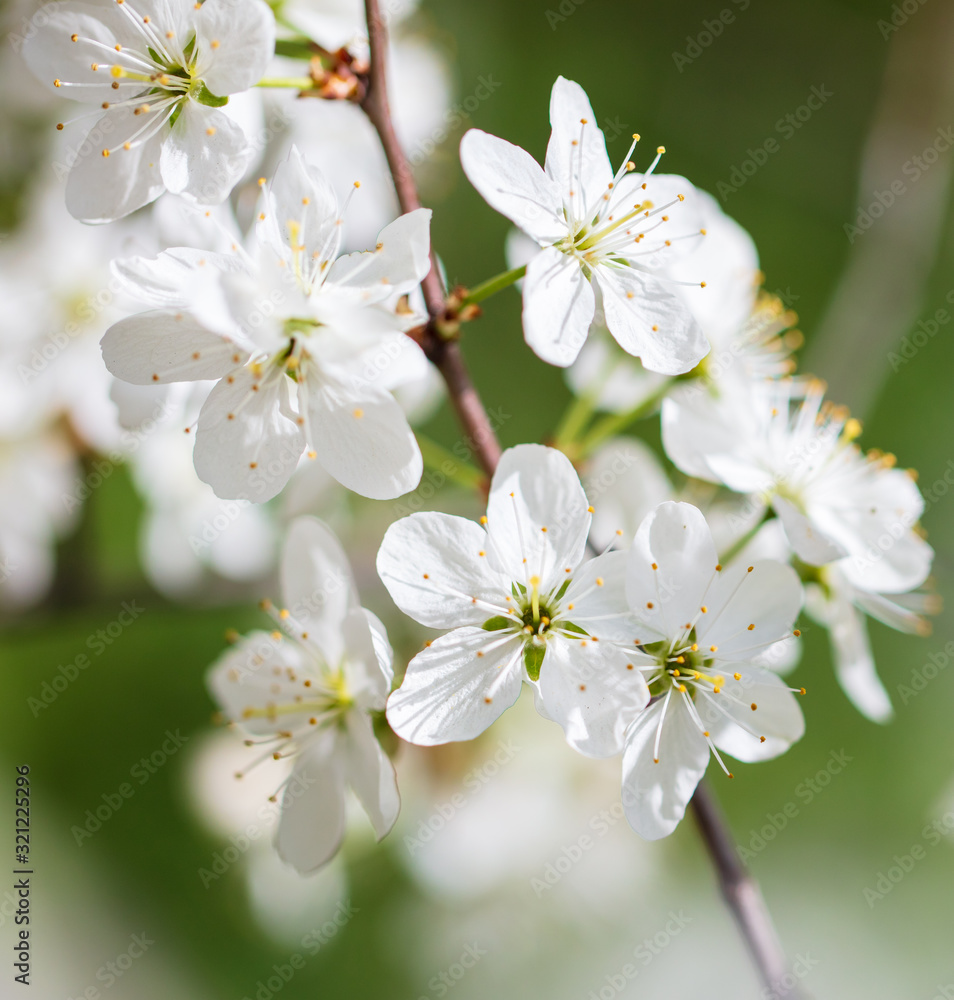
top-left (561, 621), bottom-right (588, 637)
top-left (193, 82), bottom-right (228, 107)
top-left (554, 578), bottom-right (571, 601)
top-left (523, 643), bottom-right (545, 682)
top-left (482, 616), bottom-right (511, 632)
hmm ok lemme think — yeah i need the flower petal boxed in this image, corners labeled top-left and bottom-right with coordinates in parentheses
top-left (522, 245), bottom-right (596, 367)
top-left (160, 102), bottom-right (250, 204)
top-left (64, 109), bottom-right (166, 223)
top-left (772, 495), bottom-right (846, 565)
top-left (276, 736), bottom-right (346, 874)
top-left (386, 626), bottom-right (525, 745)
top-left (595, 267), bottom-right (708, 376)
top-left (544, 76), bottom-right (613, 206)
top-left (537, 638), bottom-right (650, 757)
top-left (563, 550), bottom-right (633, 641)
top-left (621, 694), bottom-right (710, 840)
top-left (193, 0), bottom-right (275, 96)
top-left (485, 443), bottom-right (591, 591)
top-left (280, 516), bottom-right (359, 664)
top-left (627, 501), bottom-right (719, 641)
top-left (194, 367), bottom-right (304, 502)
top-left (327, 208), bottom-right (433, 298)
top-left (303, 374), bottom-right (422, 499)
top-left (459, 129), bottom-right (565, 244)
top-left (376, 511), bottom-right (510, 630)
top-left (702, 667), bottom-right (805, 762)
top-left (101, 310), bottom-right (246, 384)
top-left (341, 711), bottom-right (400, 839)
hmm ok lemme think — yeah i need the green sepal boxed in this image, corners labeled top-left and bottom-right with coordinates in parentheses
top-left (511, 581), bottom-right (527, 599)
top-left (554, 578), bottom-right (571, 601)
top-left (182, 34), bottom-right (196, 64)
top-left (561, 621), bottom-right (588, 637)
top-left (193, 82), bottom-right (228, 107)
top-left (523, 643), bottom-right (545, 682)
top-left (147, 46), bottom-right (163, 65)
top-left (169, 99), bottom-right (184, 128)
top-left (482, 616), bottom-right (511, 632)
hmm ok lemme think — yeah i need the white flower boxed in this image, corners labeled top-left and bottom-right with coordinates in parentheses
top-left (804, 563), bottom-right (936, 723)
top-left (102, 146), bottom-right (432, 501)
top-left (377, 444), bottom-right (648, 755)
top-left (616, 502), bottom-right (805, 839)
top-left (207, 516), bottom-right (399, 874)
top-left (23, 0), bottom-right (275, 222)
top-left (662, 377), bottom-right (934, 592)
top-left (459, 75), bottom-right (708, 372)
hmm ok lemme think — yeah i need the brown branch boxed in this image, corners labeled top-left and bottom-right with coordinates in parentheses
top-left (690, 781), bottom-right (801, 996)
top-left (359, 0), bottom-right (501, 477)
top-left (358, 2), bottom-right (796, 992)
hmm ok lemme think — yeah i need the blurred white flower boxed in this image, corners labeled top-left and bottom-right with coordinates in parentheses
top-left (207, 516), bottom-right (399, 874)
top-left (102, 146), bottom-right (432, 501)
top-left (22, 0), bottom-right (275, 221)
top-left (460, 76), bottom-right (707, 371)
top-left (616, 501), bottom-right (805, 839)
top-left (378, 444), bottom-right (646, 755)
top-left (662, 377), bottom-right (934, 592)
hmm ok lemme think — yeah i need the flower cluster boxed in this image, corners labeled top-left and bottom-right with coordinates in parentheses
top-left (9, 6), bottom-right (935, 898)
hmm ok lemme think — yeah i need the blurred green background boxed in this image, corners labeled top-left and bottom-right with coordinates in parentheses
top-left (3, 0), bottom-right (954, 997)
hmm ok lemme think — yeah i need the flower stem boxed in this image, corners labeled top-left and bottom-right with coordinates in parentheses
top-left (575, 380), bottom-right (672, 458)
top-left (461, 265), bottom-right (527, 306)
top-left (273, 38), bottom-right (320, 60)
top-left (255, 76), bottom-right (316, 89)
top-left (690, 781), bottom-right (803, 997)
top-left (416, 435), bottom-right (486, 491)
top-left (359, 0), bottom-right (501, 477)
top-left (552, 390), bottom-right (598, 452)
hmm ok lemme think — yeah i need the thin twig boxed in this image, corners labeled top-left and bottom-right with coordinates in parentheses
top-left (357, 2), bottom-right (795, 991)
top-left (691, 781), bottom-right (801, 996)
top-left (359, 0), bottom-right (501, 476)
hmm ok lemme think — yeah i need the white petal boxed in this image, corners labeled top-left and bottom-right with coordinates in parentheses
top-left (112, 246), bottom-right (244, 309)
top-left (193, 0), bottom-right (275, 96)
top-left (562, 550), bottom-right (633, 641)
top-left (386, 627), bottom-right (525, 745)
top-left (342, 711), bottom-right (400, 839)
top-left (522, 245), bottom-right (596, 367)
top-left (772, 495), bottom-right (846, 565)
top-left (627, 502), bottom-right (718, 641)
top-left (544, 76), bottom-right (613, 202)
top-left (343, 609), bottom-right (394, 707)
top-left (303, 374), bottom-right (422, 499)
top-left (102, 310), bottom-right (245, 384)
top-left (806, 584), bottom-right (893, 723)
top-left (698, 559), bottom-right (803, 660)
top-left (258, 146), bottom-right (340, 267)
top-left (376, 512), bottom-right (509, 630)
top-left (65, 109), bottom-right (166, 223)
top-left (276, 736), bottom-right (346, 874)
top-left (621, 695), bottom-right (710, 840)
top-left (485, 443), bottom-right (591, 591)
top-left (703, 667), bottom-right (805, 762)
top-left (160, 102), bottom-right (250, 204)
top-left (459, 129), bottom-right (565, 244)
top-left (194, 368), bottom-right (304, 502)
top-left (327, 208), bottom-right (433, 298)
top-left (206, 629), bottom-right (308, 738)
top-left (595, 267), bottom-right (708, 376)
top-left (661, 388), bottom-right (740, 482)
top-left (538, 638), bottom-right (650, 757)
top-left (279, 516), bottom-right (359, 664)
